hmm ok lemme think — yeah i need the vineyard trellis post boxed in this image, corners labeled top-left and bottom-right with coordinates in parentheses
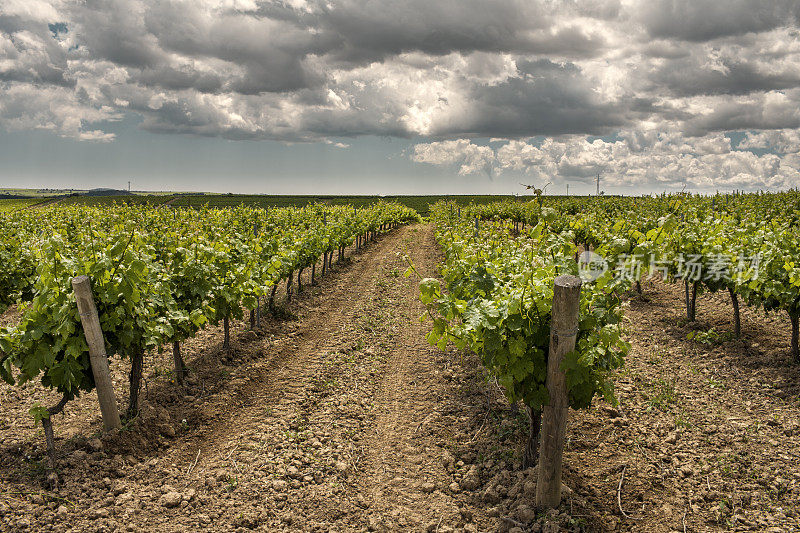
top-left (72, 275), bottom-right (122, 431)
top-left (173, 341), bottom-right (186, 385)
top-left (536, 274), bottom-right (581, 509)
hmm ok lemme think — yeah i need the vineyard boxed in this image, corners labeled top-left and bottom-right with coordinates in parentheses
top-left (1, 194), bottom-right (529, 216)
top-left (0, 194), bottom-right (799, 532)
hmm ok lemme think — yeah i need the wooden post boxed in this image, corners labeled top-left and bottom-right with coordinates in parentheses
top-left (72, 275), bottom-right (122, 431)
top-left (536, 274), bottom-right (581, 509)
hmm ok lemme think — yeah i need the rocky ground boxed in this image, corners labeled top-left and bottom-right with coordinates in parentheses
top-left (0, 224), bottom-right (798, 532)
top-left (575, 279), bottom-right (800, 532)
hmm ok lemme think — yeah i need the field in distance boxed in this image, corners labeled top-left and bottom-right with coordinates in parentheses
top-left (0, 191), bottom-right (558, 215)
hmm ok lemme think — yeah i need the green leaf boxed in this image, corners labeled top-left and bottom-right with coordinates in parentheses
top-left (29, 404), bottom-right (50, 425)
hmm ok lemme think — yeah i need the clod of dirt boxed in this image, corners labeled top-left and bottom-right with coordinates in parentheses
top-left (159, 491), bottom-right (182, 508)
top-left (460, 465), bottom-right (481, 490)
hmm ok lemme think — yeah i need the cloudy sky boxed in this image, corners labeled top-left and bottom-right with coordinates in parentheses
top-left (1, 0), bottom-right (799, 194)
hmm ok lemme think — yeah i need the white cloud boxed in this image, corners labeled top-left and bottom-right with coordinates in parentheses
top-left (413, 130), bottom-right (800, 191)
top-left (412, 139), bottom-right (496, 176)
top-left (0, 82), bottom-right (119, 141)
top-left (739, 129), bottom-right (800, 153)
top-left (1, 0), bottom-right (64, 22)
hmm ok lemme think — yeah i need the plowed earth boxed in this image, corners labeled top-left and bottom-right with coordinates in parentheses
top-left (1, 224), bottom-right (798, 532)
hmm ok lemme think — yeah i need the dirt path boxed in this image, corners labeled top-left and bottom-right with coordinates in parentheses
top-left (356, 223), bottom-right (464, 531)
top-left (26, 197), bottom-right (64, 209)
top-left (158, 196), bottom-right (178, 208)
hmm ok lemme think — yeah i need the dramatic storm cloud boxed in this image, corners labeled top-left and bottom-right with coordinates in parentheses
top-left (1, 0), bottom-right (799, 191)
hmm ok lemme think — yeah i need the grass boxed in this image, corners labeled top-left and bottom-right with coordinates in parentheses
top-left (674, 410), bottom-right (692, 428)
top-left (646, 347), bottom-right (665, 365)
top-left (687, 327), bottom-right (732, 346)
top-left (645, 378), bottom-right (677, 411)
top-left (687, 361), bottom-right (702, 375)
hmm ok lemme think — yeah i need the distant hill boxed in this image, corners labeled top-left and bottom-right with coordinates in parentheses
top-left (83, 188), bottom-right (134, 197)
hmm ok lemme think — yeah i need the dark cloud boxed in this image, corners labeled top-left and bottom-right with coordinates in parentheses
top-left (640, 40), bottom-right (691, 59)
top-left (134, 66), bottom-right (224, 94)
top-left (433, 59), bottom-right (626, 137)
top-left (569, 0), bottom-right (623, 21)
top-left (0, 15), bottom-right (74, 87)
top-left (315, 0), bottom-right (606, 62)
top-left (650, 56), bottom-right (800, 96)
top-left (71, 0), bottom-right (165, 68)
top-left (639, 0), bottom-right (797, 42)
top-left (686, 91), bottom-right (800, 134)
top-left (142, 3), bottom-right (330, 93)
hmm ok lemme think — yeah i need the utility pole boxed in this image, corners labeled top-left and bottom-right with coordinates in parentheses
top-left (566, 184), bottom-right (569, 196)
top-left (596, 172), bottom-right (600, 196)
top-left (128, 180), bottom-right (131, 192)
